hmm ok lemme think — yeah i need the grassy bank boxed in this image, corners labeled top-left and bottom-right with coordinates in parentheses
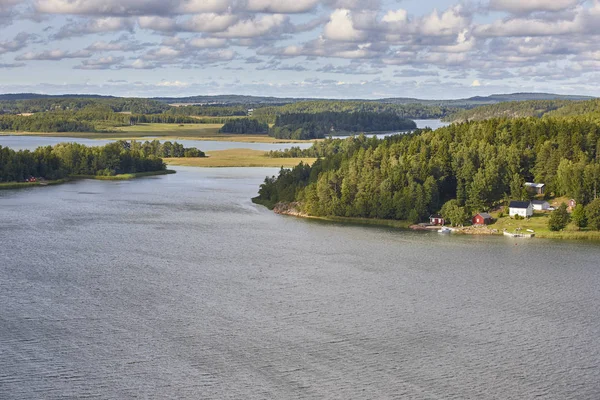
top-left (487, 212), bottom-right (600, 241)
top-left (71, 169), bottom-right (176, 180)
top-left (0, 123), bottom-right (309, 143)
top-left (0, 179), bottom-right (69, 189)
top-left (252, 199), bottom-right (412, 229)
top-left (165, 149), bottom-right (317, 168)
top-left (0, 170), bottom-right (175, 190)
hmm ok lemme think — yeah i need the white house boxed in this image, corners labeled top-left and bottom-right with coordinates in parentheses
top-left (509, 201), bottom-right (533, 217)
top-left (532, 200), bottom-right (550, 211)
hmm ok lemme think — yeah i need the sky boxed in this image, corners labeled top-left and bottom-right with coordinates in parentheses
top-left (0, 0), bottom-right (599, 99)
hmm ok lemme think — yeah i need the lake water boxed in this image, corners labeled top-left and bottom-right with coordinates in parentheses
top-left (1, 165), bottom-right (599, 399)
top-left (0, 136), bottom-right (313, 152)
top-left (0, 119), bottom-right (448, 152)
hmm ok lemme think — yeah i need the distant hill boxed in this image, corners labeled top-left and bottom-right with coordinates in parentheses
top-left (1, 92), bottom-right (594, 107)
top-left (0, 93), bottom-right (115, 101)
top-left (446, 98), bottom-right (600, 122)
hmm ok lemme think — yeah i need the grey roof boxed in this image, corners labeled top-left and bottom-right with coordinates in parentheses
top-left (525, 182), bottom-right (545, 188)
top-left (477, 212), bottom-right (492, 219)
top-left (509, 201), bottom-right (531, 209)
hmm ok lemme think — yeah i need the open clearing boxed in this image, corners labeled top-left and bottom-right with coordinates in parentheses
top-left (165, 149), bottom-right (316, 168)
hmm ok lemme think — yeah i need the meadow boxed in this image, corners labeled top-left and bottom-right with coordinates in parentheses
top-left (164, 149), bottom-right (316, 168)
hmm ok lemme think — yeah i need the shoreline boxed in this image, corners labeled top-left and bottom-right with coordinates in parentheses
top-left (259, 201), bottom-right (600, 241)
top-left (0, 170), bottom-right (175, 190)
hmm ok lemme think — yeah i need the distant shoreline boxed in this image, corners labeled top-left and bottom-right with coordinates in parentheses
top-left (0, 170), bottom-right (175, 190)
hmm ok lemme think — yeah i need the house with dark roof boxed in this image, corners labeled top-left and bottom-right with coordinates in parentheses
top-left (509, 201), bottom-right (533, 218)
top-left (472, 212), bottom-right (492, 225)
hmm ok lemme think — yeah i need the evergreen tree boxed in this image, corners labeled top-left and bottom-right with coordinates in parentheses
top-left (548, 203), bottom-right (570, 231)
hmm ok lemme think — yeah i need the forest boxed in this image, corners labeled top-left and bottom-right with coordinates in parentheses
top-left (269, 112), bottom-right (416, 140)
top-left (447, 98), bottom-right (600, 123)
top-left (253, 101), bottom-right (455, 124)
top-left (0, 140), bottom-right (204, 183)
top-left (255, 116), bottom-right (600, 227)
top-left (0, 105), bottom-right (207, 132)
top-left (219, 118), bottom-right (269, 134)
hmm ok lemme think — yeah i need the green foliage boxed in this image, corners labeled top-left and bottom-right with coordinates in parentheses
top-left (571, 204), bottom-right (588, 229)
top-left (548, 203), bottom-right (570, 231)
top-left (0, 97), bottom-right (169, 114)
top-left (252, 100), bottom-right (455, 125)
top-left (219, 118), bottom-right (268, 134)
top-left (447, 100), bottom-right (574, 122)
top-left (440, 200), bottom-right (468, 227)
top-left (255, 116), bottom-right (600, 222)
top-left (0, 141), bottom-right (168, 182)
top-left (269, 111), bottom-right (416, 140)
top-left (0, 106), bottom-right (202, 133)
top-left (586, 199), bottom-right (600, 230)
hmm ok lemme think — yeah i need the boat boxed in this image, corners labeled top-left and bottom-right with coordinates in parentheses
top-left (503, 231), bottom-right (535, 238)
top-left (438, 227), bottom-right (452, 234)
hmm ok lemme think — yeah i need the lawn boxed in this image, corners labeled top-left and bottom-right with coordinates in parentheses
top-left (488, 209), bottom-right (600, 240)
top-left (164, 149), bottom-right (316, 168)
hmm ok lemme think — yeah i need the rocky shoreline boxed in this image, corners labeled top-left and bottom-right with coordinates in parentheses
top-left (273, 202), bottom-right (308, 217)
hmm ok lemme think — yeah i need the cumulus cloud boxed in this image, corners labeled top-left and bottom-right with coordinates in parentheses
top-left (16, 49), bottom-right (91, 60)
top-left (245, 0), bottom-right (320, 13)
top-left (54, 17), bottom-right (134, 39)
top-left (34, 0), bottom-right (231, 16)
top-left (213, 14), bottom-right (290, 38)
top-left (74, 56), bottom-right (124, 69)
top-left (0, 32), bottom-right (34, 55)
top-left (488, 0), bottom-right (580, 14)
top-left (323, 9), bottom-right (366, 41)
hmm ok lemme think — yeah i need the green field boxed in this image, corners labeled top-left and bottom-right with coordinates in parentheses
top-left (487, 211), bottom-right (600, 240)
top-left (164, 149), bottom-right (316, 168)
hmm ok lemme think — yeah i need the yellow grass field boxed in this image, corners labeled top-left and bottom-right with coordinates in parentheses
top-left (165, 149), bottom-right (316, 168)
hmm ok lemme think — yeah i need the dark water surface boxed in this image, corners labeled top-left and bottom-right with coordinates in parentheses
top-left (1, 166), bottom-right (599, 399)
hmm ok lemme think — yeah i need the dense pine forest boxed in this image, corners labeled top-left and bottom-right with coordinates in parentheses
top-left (0, 140), bottom-right (203, 182)
top-left (219, 118), bottom-right (269, 134)
top-left (255, 117), bottom-right (600, 225)
top-left (269, 111), bottom-right (416, 140)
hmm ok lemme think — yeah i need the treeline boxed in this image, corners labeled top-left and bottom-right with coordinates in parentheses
top-left (219, 118), bottom-right (268, 134)
top-left (0, 106), bottom-right (205, 132)
top-left (253, 101), bottom-right (456, 124)
top-left (446, 99), bottom-right (599, 123)
top-left (0, 141), bottom-right (166, 182)
top-left (0, 97), bottom-right (169, 114)
top-left (255, 117), bottom-right (600, 223)
top-left (165, 105), bottom-right (251, 117)
top-left (269, 112), bottom-right (416, 140)
top-left (130, 140), bottom-right (205, 158)
top-left (267, 135), bottom-right (381, 158)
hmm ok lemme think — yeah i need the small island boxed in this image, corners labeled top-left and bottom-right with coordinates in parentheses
top-left (0, 140), bottom-right (204, 189)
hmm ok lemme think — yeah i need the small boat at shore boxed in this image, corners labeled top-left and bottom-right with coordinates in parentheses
top-left (503, 231), bottom-right (535, 238)
top-left (438, 227), bottom-right (452, 234)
